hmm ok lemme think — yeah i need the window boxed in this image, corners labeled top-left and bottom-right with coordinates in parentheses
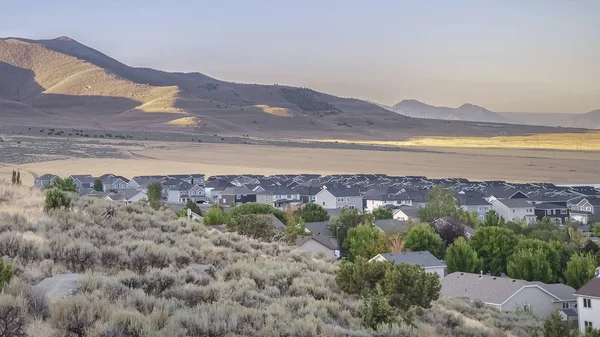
top-left (586, 206), bottom-right (592, 211)
top-left (562, 302), bottom-right (569, 309)
top-left (346, 197), bottom-right (350, 202)
top-left (561, 209), bottom-right (567, 214)
top-left (337, 198), bottom-right (344, 202)
top-left (287, 195), bottom-right (291, 199)
top-left (349, 205), bottom-right (355, 209)
top-left (584, 298), bottom-right (592, 308)
top-left (585, 321), bottom-right (593, 328)
top-left (322, 201), bottom-right (326, 206)
top-left (512, 209), bottom-right (516, 213)
top-left (235, 195), bottom-right (241, 199)
top-left (547, 210), bottom-right (552, 215)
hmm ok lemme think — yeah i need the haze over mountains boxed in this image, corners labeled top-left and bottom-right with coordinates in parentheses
top-left (390, 99), bottom-right (600, 129)
top-left (0, 36), bottom-right (596, 139)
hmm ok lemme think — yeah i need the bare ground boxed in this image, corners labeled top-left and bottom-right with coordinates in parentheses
top-left (1, 129), bottom-right (599, 185)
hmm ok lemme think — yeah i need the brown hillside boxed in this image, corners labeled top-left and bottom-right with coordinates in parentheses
top-left (0, 36), bottom-right (592, 138)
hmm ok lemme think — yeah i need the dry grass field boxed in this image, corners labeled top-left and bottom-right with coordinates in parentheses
top-left (1, 139), bottom-right (599, 186)
top-left (306, 131), bottom-right (600, 151)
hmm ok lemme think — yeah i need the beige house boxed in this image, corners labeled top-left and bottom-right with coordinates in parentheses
top-left (296, 234), bottom-right (340, 259)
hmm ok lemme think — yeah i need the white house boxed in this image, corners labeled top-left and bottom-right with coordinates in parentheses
top-left (489, 198), bottom-right (537, 224)
top-left (315, 187), bottom-right (363, 210)
top-left (369, 251), bottom-right (447, 279)
top-left (364, 194), bottom-right (413, 212)
top-left (575, 267), bottom-right (600, 333)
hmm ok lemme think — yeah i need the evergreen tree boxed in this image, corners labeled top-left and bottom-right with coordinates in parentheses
top-left (542, 311), bottom-right (573, 337)
top-left (482, 210), bottom-right (505, 227)
top-left (93, 179), bottom-right (104, 192)
top-left (147, 182), bottom-right (163, 210)
top-left (16, 171), bottom-right (21, 184)
top-left (418, 185), bottom-right (459, 222)
top-left (11, 170), bottom-right (16, 184)
top-left (372, 207), bottom-right (394, 220)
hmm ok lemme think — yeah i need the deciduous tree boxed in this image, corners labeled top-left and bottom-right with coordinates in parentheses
top-left (50, 177), bottom-right (78, 192)
top-left (293, 203), bottom-right (329, 222)
top-left (430, 218), bottom-right (466, 246)
top-left (418, 185), bottom-right (458, 222)
top-left (346, 224), bottom-right (389, 262)
top-left (507, 248), bottom-right (553, 283)
top-left (404, 225), bottom-right (445, 259)
top-left (226, 214), bottom-right (278, 241)
top-left (203, 205), bottom-right (227, 226)
top-left (445, 237), bottom-right (480, 273)
top-left (565, 253), bottom-right (597, 289)
top-left (329, 208), bottom-right (373, 254)
top-left (372, 207), bottom-right (393, 220)
top-left (469, 226), bottom-right (518, 276)
top-left (44, 189), bottom-right (72, 211)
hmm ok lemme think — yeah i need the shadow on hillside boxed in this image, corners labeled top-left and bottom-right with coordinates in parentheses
top-left (0, 62), bottom-right (186, 128)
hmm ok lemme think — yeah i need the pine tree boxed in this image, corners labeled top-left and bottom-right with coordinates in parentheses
top-left (16, 171), bottom-right (21, 184)
top-left (11, 170), bottom-right (16, 184)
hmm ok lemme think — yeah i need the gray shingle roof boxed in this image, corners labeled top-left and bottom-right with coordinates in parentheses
top-left (574, 271), bottom-right (600, 297)
top-left (296, 234), bottom-right (338, 250)
top-left (394, 205), bottom-right (420, 218)
top-left (559, 308), bottom-right (578, 318)
top-left (377, 251), bottom-right (445, 268)
top-left (373, 219), bottom-right (409, 233)
top-left (441, 272), bottom-right (577, 305)
top-left (326, 188), bottom-right (361, 197)
top-left (497, 199), bottom-right (533, 208)
top-left (305, 221), bottom-right (335, 237)
top-left (221, 186), bottom-right (257, 195)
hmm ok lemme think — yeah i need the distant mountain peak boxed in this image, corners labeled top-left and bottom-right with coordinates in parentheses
top-left (457, 103), bottom-right (485, 110)
top-left (55, 36), bottom-right (73, 41)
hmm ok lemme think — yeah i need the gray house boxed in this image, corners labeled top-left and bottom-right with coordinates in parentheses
top-left (218, 186), bottom-right (257, 207)
top-left (166, 182), bottom-right (206, 204)
top-left (574, 198), bottom-right (600, 223)
top-left (441, 272), bottom-right (577, 318)
top-left (457, 193), bottom-right (491, 221)
top-left (101, 176), bottom-right (130, 191)
top-left (296, 234), bottom-right (339, 259)
top-left (255, 187), bottom-right (301, 209)
top-left (369, 251), bottom-right (447, 279)
top-left (34, 174), bottom-right (57, 189)
top-left (69, 174), bottom-right (95, 191)
top-left (315, 187), bottom-right (363, 210)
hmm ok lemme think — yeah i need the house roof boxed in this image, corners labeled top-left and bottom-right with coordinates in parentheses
top-left (394, 205), bottom-right (420, 218)
top-left (296, 234), bottom-right (338, 250)
top-left (535, 203), bottom-right (569, 210)
top-left (304, 221), bottom-right (335, 238)
top-left (37, 173), bottom-right (57, 180)
top-left (496, 199), bottom-right (533, 208)
top-left (457, 194), bottom-right (491, 206)
top-left (221, 186), bottom-right (257, 195)
top-left (325, 188), bottom-right (362, 197)
top-left (441, 272), bottom-right (576, 305)
top-left (373, 219), bottom-right (409, 233)
top-left (559, 308), bottom-right (578, 318)
top-left (574, 270), bottom-right (600, 298)
top-left (257, 187), bottom-right (296, 195)
top-left (375, 251), bottom-right (445, 268)
top-left (588, 198), bottom-right (600, 206)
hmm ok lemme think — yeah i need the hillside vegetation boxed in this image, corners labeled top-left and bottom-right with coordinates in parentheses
top-left (0, 182), bottom-right (549, 337)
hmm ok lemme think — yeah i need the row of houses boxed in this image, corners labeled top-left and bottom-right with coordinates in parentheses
top-left (35, 173), bottom-right (600, 225)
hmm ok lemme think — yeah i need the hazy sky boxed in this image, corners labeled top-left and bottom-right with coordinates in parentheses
top-left (2, 1), bottom-right (599, 113)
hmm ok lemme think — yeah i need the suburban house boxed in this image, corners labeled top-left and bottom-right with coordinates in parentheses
top-left (315, 187), bottom-right (363, 210)
top-left (167, 174), bottom-right (205, 186)
top-left (255, 187), bottom-right (301, 209)
top-left (69, 174), bottom-right (95, 191)
top-left (573, 198), bottom-right (600, 223)
top-left (218, 186), bottom-right (257, 207)
top-left (574, 268), bottom-right (600, 333)
top-left (99, 175), bottom-right (130, 192)
top-left (489, 198), bottom-right (537, 224)
top-left (296, 234), bottom-right (340, 259)
top-left (128, 176), bottom-right (165, 190)
top-left (204, 179), bottom-right (234, 203)
top-left (166, 182), bottom-right (206, 204)
top-left (456, 192), bottom-right (491, 221)
top-left (534, 203), bottom-right (571, 225)
top-left (105, 190), bottom-right (148, 203)
top-left (34, 174), bottom-right (57, 189)
top-left (294, 186), bottom-right (321, 203)
top-left (373, 219), bottom-right (410, 234)
top-left (392, 205), bottom-right (421, 222)
top-left (304, 221), bottom-right (338, 245)
top-left (364, 192), bottom-right (414, 212)
top-left (441, 272), bottom-right (577, 318)
top-left (369, 251), bottom-right (447, 279)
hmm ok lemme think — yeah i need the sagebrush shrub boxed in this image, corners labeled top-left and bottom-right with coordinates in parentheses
top-left (0, 295), bottom-right (27, 337)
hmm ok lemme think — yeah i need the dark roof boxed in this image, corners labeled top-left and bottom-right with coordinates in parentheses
top-left (325, 188), bottom-right (362, 197)
top-left (457, 194), bottom-right (491, 206)
top-left (37, 174), bottom-right (57, 180)
top-left (535, 203), bottom-right (569, 210)
top-left (574, 270), bottom-right (600, 297)
top-left (373, 219), bottom-right (409, 233)
top-left (559, 308), bottom-right (578, 318)
top-left (257, 187), bottom-right (297, 195)
top-left (304, 221), bottom-right (334, 237)
top-left (377, 251), bottom-right (445, 268)
top-left (293, 186), bottom-right (321, 196)
top-left (221, 186), bottom-right (257, 195)
top-left (588, 198), bottom-right (600, 206)
top-left (296, 234), bottom-right (338, 250)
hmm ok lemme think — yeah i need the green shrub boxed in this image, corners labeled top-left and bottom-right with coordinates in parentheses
top-left (44, 188), bottom-right (72, 211)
